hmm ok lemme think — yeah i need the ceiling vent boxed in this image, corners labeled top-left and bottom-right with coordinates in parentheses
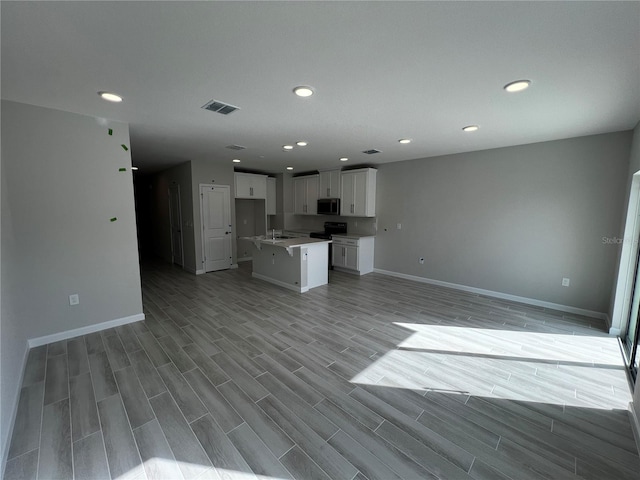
top-left (225, 144), bottom-right (246, 151)
top-left (202, 99), bottom-right (240, 115)
top-left (362, 149), bottom-right (382, 155)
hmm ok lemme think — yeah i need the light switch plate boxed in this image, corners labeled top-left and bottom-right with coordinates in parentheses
top-left (69, 294), bottom-right (80, 305)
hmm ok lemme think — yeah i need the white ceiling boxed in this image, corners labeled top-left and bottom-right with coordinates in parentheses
top-left (2, 1), bottom-right (639, 174)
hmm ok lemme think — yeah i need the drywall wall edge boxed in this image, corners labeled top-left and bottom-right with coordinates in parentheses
top-left (27, 313), bottom-right (145, 348)
top-left (629, 401), bottom-right (640, 458)
top-left (373, 269), bottom-right (608, 323)
top-left (0, 345), bottom-right (29, 479)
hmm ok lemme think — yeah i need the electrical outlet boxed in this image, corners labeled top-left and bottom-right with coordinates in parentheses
top-left (69, 294), bottom-right (80, 306)
top-left (562, 278), bottom-right (570, 287)
top-left (419, 257), bottom-right (424, 264)
top-left (397, 223), bottom-right (402, 230)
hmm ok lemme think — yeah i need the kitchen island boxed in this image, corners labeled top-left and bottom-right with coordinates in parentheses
top-left (248, 236), bottom-right (331, 293)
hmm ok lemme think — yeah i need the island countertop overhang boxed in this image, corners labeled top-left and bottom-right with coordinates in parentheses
top-left (241, 236), bottom-right (331, 256)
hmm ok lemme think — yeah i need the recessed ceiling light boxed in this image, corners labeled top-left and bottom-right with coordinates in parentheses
top-left (398, 138), bottom-right (412, 144)
top-left (98, 91), bottom-right (123, 103)
top-left (286, 166), bottom-right (294, 170)
top-left (504, 80), bottom-right (531, 93)
top-left (462, 125), bottom-right (479, 132)
top-left (293, 86), bottom-right (314, 97)
top-left (131, 166), bottom-right (139, 171)
top-left (283, 145), bottom-right (294, 150)
top-left (339, 157), bottom-right (349, 162)
top-left (296, 141), bottom-right (308, 146)
top-left (232, 159), bottom-right (241, 163)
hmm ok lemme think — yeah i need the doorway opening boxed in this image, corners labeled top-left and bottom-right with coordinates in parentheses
top-left (168, 184), bottom-right (184, 267)
top-left (612, 171), bottom-right (640, 382)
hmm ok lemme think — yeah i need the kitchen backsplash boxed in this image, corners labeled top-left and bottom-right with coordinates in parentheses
top-left (283, 214), bottom-right (377, 236)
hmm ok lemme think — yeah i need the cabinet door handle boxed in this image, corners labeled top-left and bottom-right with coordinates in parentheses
top-left (351, 204), bottom-right (354, 213)
top-left (250, 187), bottom-right (253, 196)
top-left (327, 188), bottom-right (330, 197)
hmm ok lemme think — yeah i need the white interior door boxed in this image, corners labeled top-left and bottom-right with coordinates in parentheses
top-left (200, 184), bottom-right (232, 272)
top-left (168, 185), bottom-right (184, 266)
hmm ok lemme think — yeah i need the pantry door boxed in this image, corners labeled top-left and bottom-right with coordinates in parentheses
top-left (200, 184), bottom-right (232, 272)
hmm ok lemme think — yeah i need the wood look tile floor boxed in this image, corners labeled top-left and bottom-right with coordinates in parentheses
top-left (5, 261), bottom-right (640, 479)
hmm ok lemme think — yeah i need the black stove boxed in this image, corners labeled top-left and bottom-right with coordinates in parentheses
top-left (309, 221), bottom-right (347, 240)
top-left (310, 222), bottom-right (347, 269)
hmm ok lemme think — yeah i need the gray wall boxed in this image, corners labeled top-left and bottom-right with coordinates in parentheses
top-left (191, 159), bottom-right (237, 268)
top-left (150, 161), bottom-right (195, 270)
top-left (375, 131), bottom-right (632, 314)
top-left (1, 101), bottom-right (143, 464)
top-left (1, 158), bottom-right (23, 469)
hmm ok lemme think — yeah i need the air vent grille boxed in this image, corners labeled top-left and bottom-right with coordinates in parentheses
top-left (362, 149), bottom-right (382, 155)
top-left (202, 99), bottom-right (240, 115)
top-left (225, 145), bottom-right (246, 151)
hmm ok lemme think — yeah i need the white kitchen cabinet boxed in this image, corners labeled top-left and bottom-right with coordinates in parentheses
top-left (332, 235), bottom-right (375, 275)
top-left (293, 175), bottom-right (319, 215)
top-left (318, 170), bottom-right (341, 198)
top-left (266, 177), bottom-right (276, 215)
top-left (340, 168), bottom-right (376, 217)
top-left (235, 172), bottom-right (267, 199)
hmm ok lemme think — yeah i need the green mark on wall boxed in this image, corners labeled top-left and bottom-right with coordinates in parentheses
top-left (110, 217), bottom-right (117, 222)
top-left (121, 144), bottom-right (129, 151)
top-left (119, 168), bottom-right (127, 172)
top-left (108, 128), bottom-right (113, 136)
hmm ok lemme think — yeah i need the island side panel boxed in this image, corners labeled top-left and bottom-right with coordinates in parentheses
top-left (251, 243), bottom-right (304, 292)
top-left (305, 243), bottom-right (329, 289)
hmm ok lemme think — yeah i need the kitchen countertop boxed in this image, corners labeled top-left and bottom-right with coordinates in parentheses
top-left (241, 236), bottom-right (331, 256)
top-left (331, 233), bottom-right (375, 239)
top-left (255, 237), bottom-right (331, 248)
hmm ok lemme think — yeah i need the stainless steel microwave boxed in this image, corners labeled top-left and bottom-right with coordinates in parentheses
top-left (317, 198), bottom-right (340, 215)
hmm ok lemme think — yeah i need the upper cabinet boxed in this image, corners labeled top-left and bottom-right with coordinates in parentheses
top-left (293, 175), bottom-right (319, 215)
top-left (318, 170), bottom-right (341, 199)
top-left (340, 168), bottom-right (377, 217)
top-left (266, 177), bottom-right (276, 215)
top-left (235, 172), bottom-right (267, 199)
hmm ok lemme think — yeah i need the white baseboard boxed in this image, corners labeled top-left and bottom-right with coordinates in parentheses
top-left (630, 402), bottom-right (640, 458)
top-left (252, 272), bottom-right (308, 293)
top-left (195, 269), bottom-right (205, 275)
top-left (27, 313), bottom-right (145, 348)
top-left (0, 344), bottom-right (30, 479)
top-left (373, 268), bottom-right (607, 321)
top-left (237, 257), bottom-right (252, 263)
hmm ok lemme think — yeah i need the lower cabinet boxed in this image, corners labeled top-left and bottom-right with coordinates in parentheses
top-left (331, 236), bottom-right (374, 275)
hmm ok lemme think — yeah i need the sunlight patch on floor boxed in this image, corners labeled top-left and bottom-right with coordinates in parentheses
top-left (349, 324), bottom-right (632, 410)
top-left (118, 459), bottom-right (291, 480)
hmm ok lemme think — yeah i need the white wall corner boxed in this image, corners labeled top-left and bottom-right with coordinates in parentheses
top-left (195, 269), bottom-right (205, 275)
top-left (373, 269), bottom-right (608, 321)
top-left (609, 327), bottom-right (622, 337)
top-left (0, 344), bottom-right (30, 479)
top-left (629, 402), bottom-right (640, 458)
top-left (27, 313), bottom-right (145, 348)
